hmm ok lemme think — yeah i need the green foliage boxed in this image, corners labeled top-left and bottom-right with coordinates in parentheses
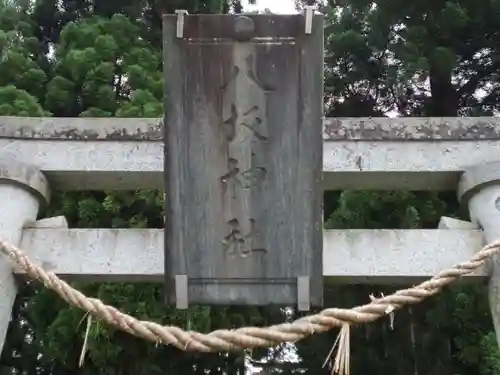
top-left (0, 0), bottom-right (47, 108)
top-left (320, 0), bottom-right (500, 116)
top-left (0, 85), bottom-right (47, 116)
top-left (45, 14), bottom-right (162, 117)
top-left (325, 191), bottom-right (446, 229)
top-left (480, 332), bottom-right (500, 375)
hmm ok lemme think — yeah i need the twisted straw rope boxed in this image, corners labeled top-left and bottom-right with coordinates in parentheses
top-left (1, 237), bottom-right (499, 353)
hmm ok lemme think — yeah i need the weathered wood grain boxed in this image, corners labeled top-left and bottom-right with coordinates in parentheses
top-left (163, 14), bottom-right (324, 307)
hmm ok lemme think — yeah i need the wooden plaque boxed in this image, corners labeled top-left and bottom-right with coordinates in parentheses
top-left (163, 13), bottom-right (324, 308)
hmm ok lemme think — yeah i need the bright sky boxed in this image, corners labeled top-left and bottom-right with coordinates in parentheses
top-left (242, 0), bottom-right (299, 14)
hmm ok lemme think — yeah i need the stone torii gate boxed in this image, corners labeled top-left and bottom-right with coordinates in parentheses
top-left (0, 9), bottom-right (500, 358)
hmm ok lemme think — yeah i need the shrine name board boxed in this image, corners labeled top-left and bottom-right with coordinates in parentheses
top-left (163, 13), bottom-right (324, 309)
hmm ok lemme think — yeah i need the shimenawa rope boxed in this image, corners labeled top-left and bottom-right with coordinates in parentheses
top-left (1, 237), bottom-right (499, 372)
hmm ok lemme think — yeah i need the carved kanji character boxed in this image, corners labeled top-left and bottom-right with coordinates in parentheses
top-left (221, 52), bottom-right (273, 144)
top-left (221, 218), bottom-right (266, 258)
top-left (220, 159), bottom-right (266, 198)
top-left (223, 104), bottom-right (268, 143)
top-left (240, 105), bottom-right (268, 141)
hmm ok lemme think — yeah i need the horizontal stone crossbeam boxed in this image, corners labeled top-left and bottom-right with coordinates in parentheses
top-left (1, 116), bottom-right (500, 191)
top-left (16, 227), bottom-right (487, 283)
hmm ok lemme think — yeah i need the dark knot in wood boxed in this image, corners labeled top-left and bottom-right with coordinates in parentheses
top-left (233, 16), bottom-right (255, 42)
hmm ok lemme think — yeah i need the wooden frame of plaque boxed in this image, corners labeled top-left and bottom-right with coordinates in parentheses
top-left (163, 12), bottom-right (324, 309)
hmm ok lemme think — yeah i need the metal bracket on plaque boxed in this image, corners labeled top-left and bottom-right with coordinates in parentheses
top-left (175, 10), bottom-right (188, 38)
top-left (175, 275), bottom-right (188, 309)
top-left (297, 276), bottom-right (311, 311)
top-left (303, 5), bottom-right (315, 34)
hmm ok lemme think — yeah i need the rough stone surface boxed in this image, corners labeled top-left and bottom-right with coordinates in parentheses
top-left (323, 139), bottom-right (500, 190)
top-left (0, 158), bottom-right (50, 205)
top-left (0, 139), bottom-right (162, 190)
top-left (16, 227), bottom-right (487, 282)
top-left (438, 216), bottom-right (478, 230)
top-left (323, 229), bottom-right (486, 283)
top-left (461, 183), bottom-right (500, 348)
top-left (1, 116), bottom-right (500, 141)
top-left (458, 161), bottom-right (500, 203)
top-left (323, 117), bottom-right (500, 141)
top-left (0, 117), bottom-right (163, 140)
top-left (3, 137), bottom-right (500, 190)
top-left (25, 216), bottom-right (68, 228)
top-left (0, 161), bottom-right (46, 356)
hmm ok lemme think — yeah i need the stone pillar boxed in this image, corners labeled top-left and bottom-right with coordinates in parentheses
top-left (458, 161), bottom-right (500, 346)
top-left (0, 160), bottom-right (49, 355)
